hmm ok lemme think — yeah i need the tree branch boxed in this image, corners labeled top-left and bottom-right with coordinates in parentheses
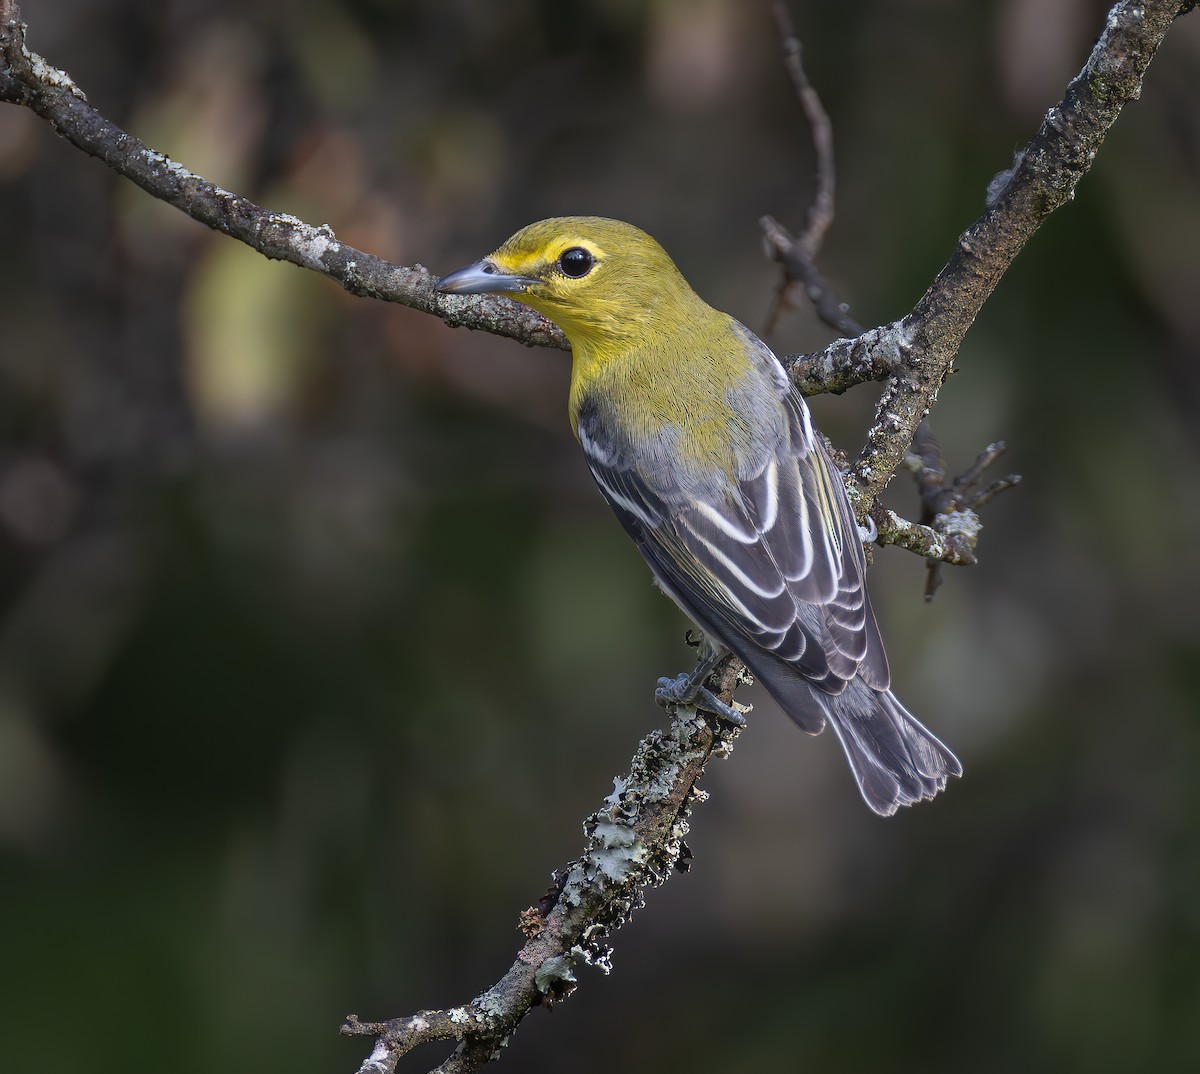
top-left (759, 4), bottom-right (1023, 570)
top-left (0, 3), bottom-right (568, 355)
top-left (784, 0), bottom-right (1191, 507)
top-left (340, 660), bottom-right (746, 1074)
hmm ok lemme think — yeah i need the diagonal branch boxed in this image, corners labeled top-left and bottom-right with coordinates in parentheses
top-left (340, 660), bottom-right (745, 1074)
top-left (779, 0), bottom-right (1191, 508)
top-left (0, 3), bottom-right (568, 355)
top-left (760, 3), bottom-right (1026, 572)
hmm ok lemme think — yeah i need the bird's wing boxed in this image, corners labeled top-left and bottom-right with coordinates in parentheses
top-left (579, 379), bottom-right (889, 697)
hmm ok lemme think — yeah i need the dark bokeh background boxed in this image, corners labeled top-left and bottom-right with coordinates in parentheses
top-left (3, 2), bottom-right (1200, 1072)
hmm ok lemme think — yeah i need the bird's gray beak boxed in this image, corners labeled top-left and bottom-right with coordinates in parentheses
top-left (434, 259), bottom-right (540, 295)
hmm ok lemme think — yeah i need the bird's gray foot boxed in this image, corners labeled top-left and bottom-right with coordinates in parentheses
top-left (655, 649), bottom-right (748, 727)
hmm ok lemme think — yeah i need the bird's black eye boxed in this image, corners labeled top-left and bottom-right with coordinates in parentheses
top-left (558, 247), bottom-right (595, 279)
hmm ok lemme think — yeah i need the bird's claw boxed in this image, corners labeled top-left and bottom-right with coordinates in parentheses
top-left (857, 515), bottom-right (878, 544)
top-left (655, 673), bottom-right (748, 727)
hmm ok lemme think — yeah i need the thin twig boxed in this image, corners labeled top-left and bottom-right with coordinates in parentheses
top-left (762, 213), bottom-right (866, 338)
top-left (903, 425), bottom-right (1021, 599)
top-left (771, 0), bottom-right (835, 259)
top-left (871, 505), bottom-right (980, 569)
top-left (763, 2), bottom-right (860, 336)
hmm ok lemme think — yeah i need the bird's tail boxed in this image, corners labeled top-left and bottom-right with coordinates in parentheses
top-left (744, 655), bottom-right (961, 816)
top-left (819, 682), bottom-right (961, 816)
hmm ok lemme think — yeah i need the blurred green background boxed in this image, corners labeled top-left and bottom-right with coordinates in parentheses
top-left (3, 2), bottom-right (1200, 1072)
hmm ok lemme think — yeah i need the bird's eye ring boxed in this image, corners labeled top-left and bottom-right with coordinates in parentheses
top-left (558, 247), bottom-right (595, 279)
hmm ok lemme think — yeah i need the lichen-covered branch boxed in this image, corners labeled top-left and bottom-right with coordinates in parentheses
top-left (0, 3), bottom-right (567, 355)
top-left (341, 660), bottom-right (745, 1074)
top-left (779, 0), bottom-right (1190, 505)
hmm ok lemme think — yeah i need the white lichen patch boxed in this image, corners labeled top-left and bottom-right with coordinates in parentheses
top-left (935, 509), bottom-right (982, 544)
top-left (141, 149), bottom-right (200, 184)
top-left (559, 861), bottom-right (591, 908)
top-left (864, 317), bottom-right (916, 364)
top-left (474, 989), bottom-right (508, 1020)
top-left (26, 51), bottom-right (87, 100)
top-left (534, 953), bottom-right (579, 993)
top-left (274, 217), bottom-right (341, 270)
top-left (447, 1006), bottom-right (472, 1025)
top-left (590, 822), bottom-right (649, 881)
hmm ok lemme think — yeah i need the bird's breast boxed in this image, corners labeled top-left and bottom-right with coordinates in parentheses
top-left (573, 333), bottom-right (784, 498)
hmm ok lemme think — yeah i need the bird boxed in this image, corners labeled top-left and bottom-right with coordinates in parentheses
top-left (435, 217), bottom-right (960, 816)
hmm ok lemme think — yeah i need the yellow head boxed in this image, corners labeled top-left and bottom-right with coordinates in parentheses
top-left (435, 216), bottom-right (706, 355)
top-left (436, 217), bottom-right (744, 444)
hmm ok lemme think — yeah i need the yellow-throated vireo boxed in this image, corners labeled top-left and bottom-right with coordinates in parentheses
top-left (436, 217), bottom-right (960, 816)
